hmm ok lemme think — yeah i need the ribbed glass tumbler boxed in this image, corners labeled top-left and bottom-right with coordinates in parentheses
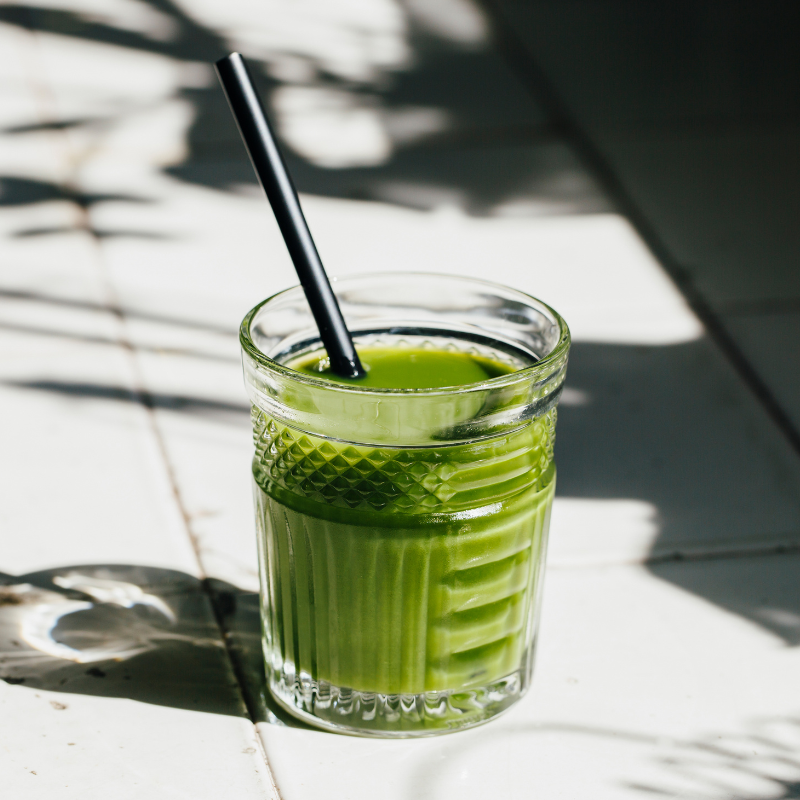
top-left (240, 273), bottom-right (570, 737)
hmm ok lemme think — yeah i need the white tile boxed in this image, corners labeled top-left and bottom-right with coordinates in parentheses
top-left (0, 211), bottom-right (273, 795)
top-left (125, 343), bottom-right (257, 590)
top-left (1, 684), bottom-right (275, 799)
top-left (257, 556), bottom-right (800, 799)
top-left (33, 31), bottom-right (185, 117)
top-left (551, 336), bottom-right (800, 564)
top-left (144, 410), bottom-right (258, 591)
top-left (0, 375), bottom-right (200, 575)
top-left (0, 233), bottom-right (199, 576)
top-left (0, 224), bottom-right (99, 300)
top-left (0, 132), bottom-right (68, 186)
top-left (0, 567), bottom-right (276, 800)
top-left (301, 201), bottom-right (698, 345)
top-left (0, 87), bottom-right (43, 130)
top-left (0, 22), bottom-right (37, 84)
top-left (91, 174), bottom-right (687, 346)
top-left (90, 176), bottom-right (800, 578)
top-left (722, 312), bottom-right (800, 433)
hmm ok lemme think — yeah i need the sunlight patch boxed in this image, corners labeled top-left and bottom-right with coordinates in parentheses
top-left (549, 498), bottom-right (661, 566)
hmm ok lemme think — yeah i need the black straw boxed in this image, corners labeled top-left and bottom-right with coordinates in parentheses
top-left (215, 53), bottom-right (365, 380)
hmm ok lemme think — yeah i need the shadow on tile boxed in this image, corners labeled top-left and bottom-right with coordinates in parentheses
top-left (558, 340), bottom-right (800, 557)
top-left (0, 564), bottom-right (294, 721)
top-left (204, 578), bottom-right (311, 730)
top-left (0, 287), bottom-right (238, 338)
top-left (2, 379), bottom-right (249, 421)
top-left (649, 552), bottom-right (800, 647)
top-left (0, 0), bottom-right (609, 220)
top-left (406, 717), bottom-right (800, 800)
top-left (559, 340), bottom-right (800, 644)
top-left (485, 1), bottom-right (800, 320)
top-left (0, 320), bottom-right (238, 364)
top-left (0, 176), bottom-right (151, 210)
top-left (4, 331), bottom-right (800, 644)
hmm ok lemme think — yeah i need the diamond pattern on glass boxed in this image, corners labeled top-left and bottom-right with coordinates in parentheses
top-left (252, 408), bottom-right (555, 513)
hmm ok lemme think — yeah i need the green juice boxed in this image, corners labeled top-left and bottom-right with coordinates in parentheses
top-left (252, 344), bottom-right (556, 726)
top-left (293, 346), bottom-right (516, 388)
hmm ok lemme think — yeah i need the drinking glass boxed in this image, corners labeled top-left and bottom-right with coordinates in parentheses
top-left (240, 272), bottom-right (570, 737)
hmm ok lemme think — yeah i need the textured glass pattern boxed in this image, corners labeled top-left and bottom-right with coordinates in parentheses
top-left (252, 407), bottom-right (556, 514)
top-left (254, 460), bottom-right (554, 734)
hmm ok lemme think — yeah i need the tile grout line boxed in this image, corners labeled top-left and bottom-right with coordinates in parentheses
top-left (95, 244), bottom-right (282, 800)
top-left (18, 23), bottom-right (280, 794)
top-left (480, 0), bottom-right (800, 463)
top-left (93, 231), bottom-right (282, 800)
top-left (550, 540), bottom-right (800, 571)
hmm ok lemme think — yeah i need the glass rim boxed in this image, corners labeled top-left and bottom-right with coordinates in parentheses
top-left (239, 271), bottom-right (571, 396)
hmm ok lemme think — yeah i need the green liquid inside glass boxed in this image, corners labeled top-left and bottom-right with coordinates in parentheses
top-left (293, 346), bottom-right (516, 388)
top-left (252, 344), bottom-right (555, 702)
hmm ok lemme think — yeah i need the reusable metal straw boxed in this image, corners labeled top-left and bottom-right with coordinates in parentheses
top-left (215, 52), bottom-right (366, 380)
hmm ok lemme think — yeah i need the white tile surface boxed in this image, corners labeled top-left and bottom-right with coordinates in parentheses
top-left (0, 226), bottom-right (199, 576)
top-left (0, 29), bottom-right (276, 793)
top-left (90, 178), bottom-right (800, 576)
top-left (0, 567), bottom-right (276, 798)
top-left (258, 555), bottom-right (800, 799)
top-left (0, 236), bottom-right (278, 796)
top-left (4, 2), bottom-right (800, 798)
top-left (1, 686), bottom-right (274, 799)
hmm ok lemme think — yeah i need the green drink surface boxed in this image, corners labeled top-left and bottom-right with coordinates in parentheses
top-left (289, 346), bottom-right (517, 389)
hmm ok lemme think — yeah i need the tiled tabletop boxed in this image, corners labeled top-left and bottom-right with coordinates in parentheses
top-left (2, 2), bottom-right (799, 798)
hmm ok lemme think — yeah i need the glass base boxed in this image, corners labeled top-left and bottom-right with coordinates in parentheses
top-left (268, 664), bottom-right (527, 738)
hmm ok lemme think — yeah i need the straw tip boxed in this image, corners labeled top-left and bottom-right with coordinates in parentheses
top-left (215, 52), bottom-right (242, 69)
